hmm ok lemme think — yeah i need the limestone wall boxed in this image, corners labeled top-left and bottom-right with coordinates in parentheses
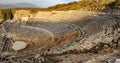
top-left (14, 9), bottom-right (120, 22)
top-left (14, 10), bottom-right (97, 22)
top-left (14, 10), bottom-right (31, 21)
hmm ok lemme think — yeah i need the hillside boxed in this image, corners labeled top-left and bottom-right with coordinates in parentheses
top-left (0, 3), bottom-right (39, 8)
top-left (0, 0), bottom-right (118, 22)
top-left (0, 0), bottom-right (117, 12)
top-left (0, 4), bottom-right (15, 8)
top-left (45, 0), bottom-right (116, 11)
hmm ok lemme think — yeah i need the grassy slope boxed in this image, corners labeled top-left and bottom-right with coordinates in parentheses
top-left (0, 0), bottom-right (116, 19)
top-left (0, 0), bottom-right (115, 11)
top-left (46, 0), bottom-right (115, 11)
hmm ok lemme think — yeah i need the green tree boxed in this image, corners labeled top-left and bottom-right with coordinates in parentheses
top-left (9, 9), bottom-right (14, 20)
top-left (1, 9), bottom-right (14, 21)
top-left (1, 9), bottom-right (8, 21)
top-left (115, 0), bottom-right (120, 5)
top-left (115, 0), bottom-right (118, 3)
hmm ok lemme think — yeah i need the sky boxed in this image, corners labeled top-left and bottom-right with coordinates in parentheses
top-left (0, 0), bottom-right (80, 7)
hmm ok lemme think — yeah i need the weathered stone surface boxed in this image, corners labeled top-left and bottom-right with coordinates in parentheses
top-left (0, 22), bottom-right (55, 52)
top-left (86, 60), bottom-right (99, 63)
top-left (115, 59), bottom-right (120, 63)
top-left (0, 10), bottom-right (119, 63)
top-left (12, 41), bottom-right (27, 52)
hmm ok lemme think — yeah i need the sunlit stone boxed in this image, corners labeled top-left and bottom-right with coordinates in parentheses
top-left (12, 41), bottom-right (27, 52)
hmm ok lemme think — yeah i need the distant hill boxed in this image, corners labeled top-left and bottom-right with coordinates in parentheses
top-left (0, 2), bottom-right (39, 8)
top-left (11, 3), bottom-right (39, 8)
top-left (0, 0), bottom-right (116, 13)
top-left (0, 3), bottom-right (15, 8)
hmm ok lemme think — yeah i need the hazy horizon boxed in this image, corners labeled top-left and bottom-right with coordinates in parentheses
top-left (0, 0), bottom-right (80, 8)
